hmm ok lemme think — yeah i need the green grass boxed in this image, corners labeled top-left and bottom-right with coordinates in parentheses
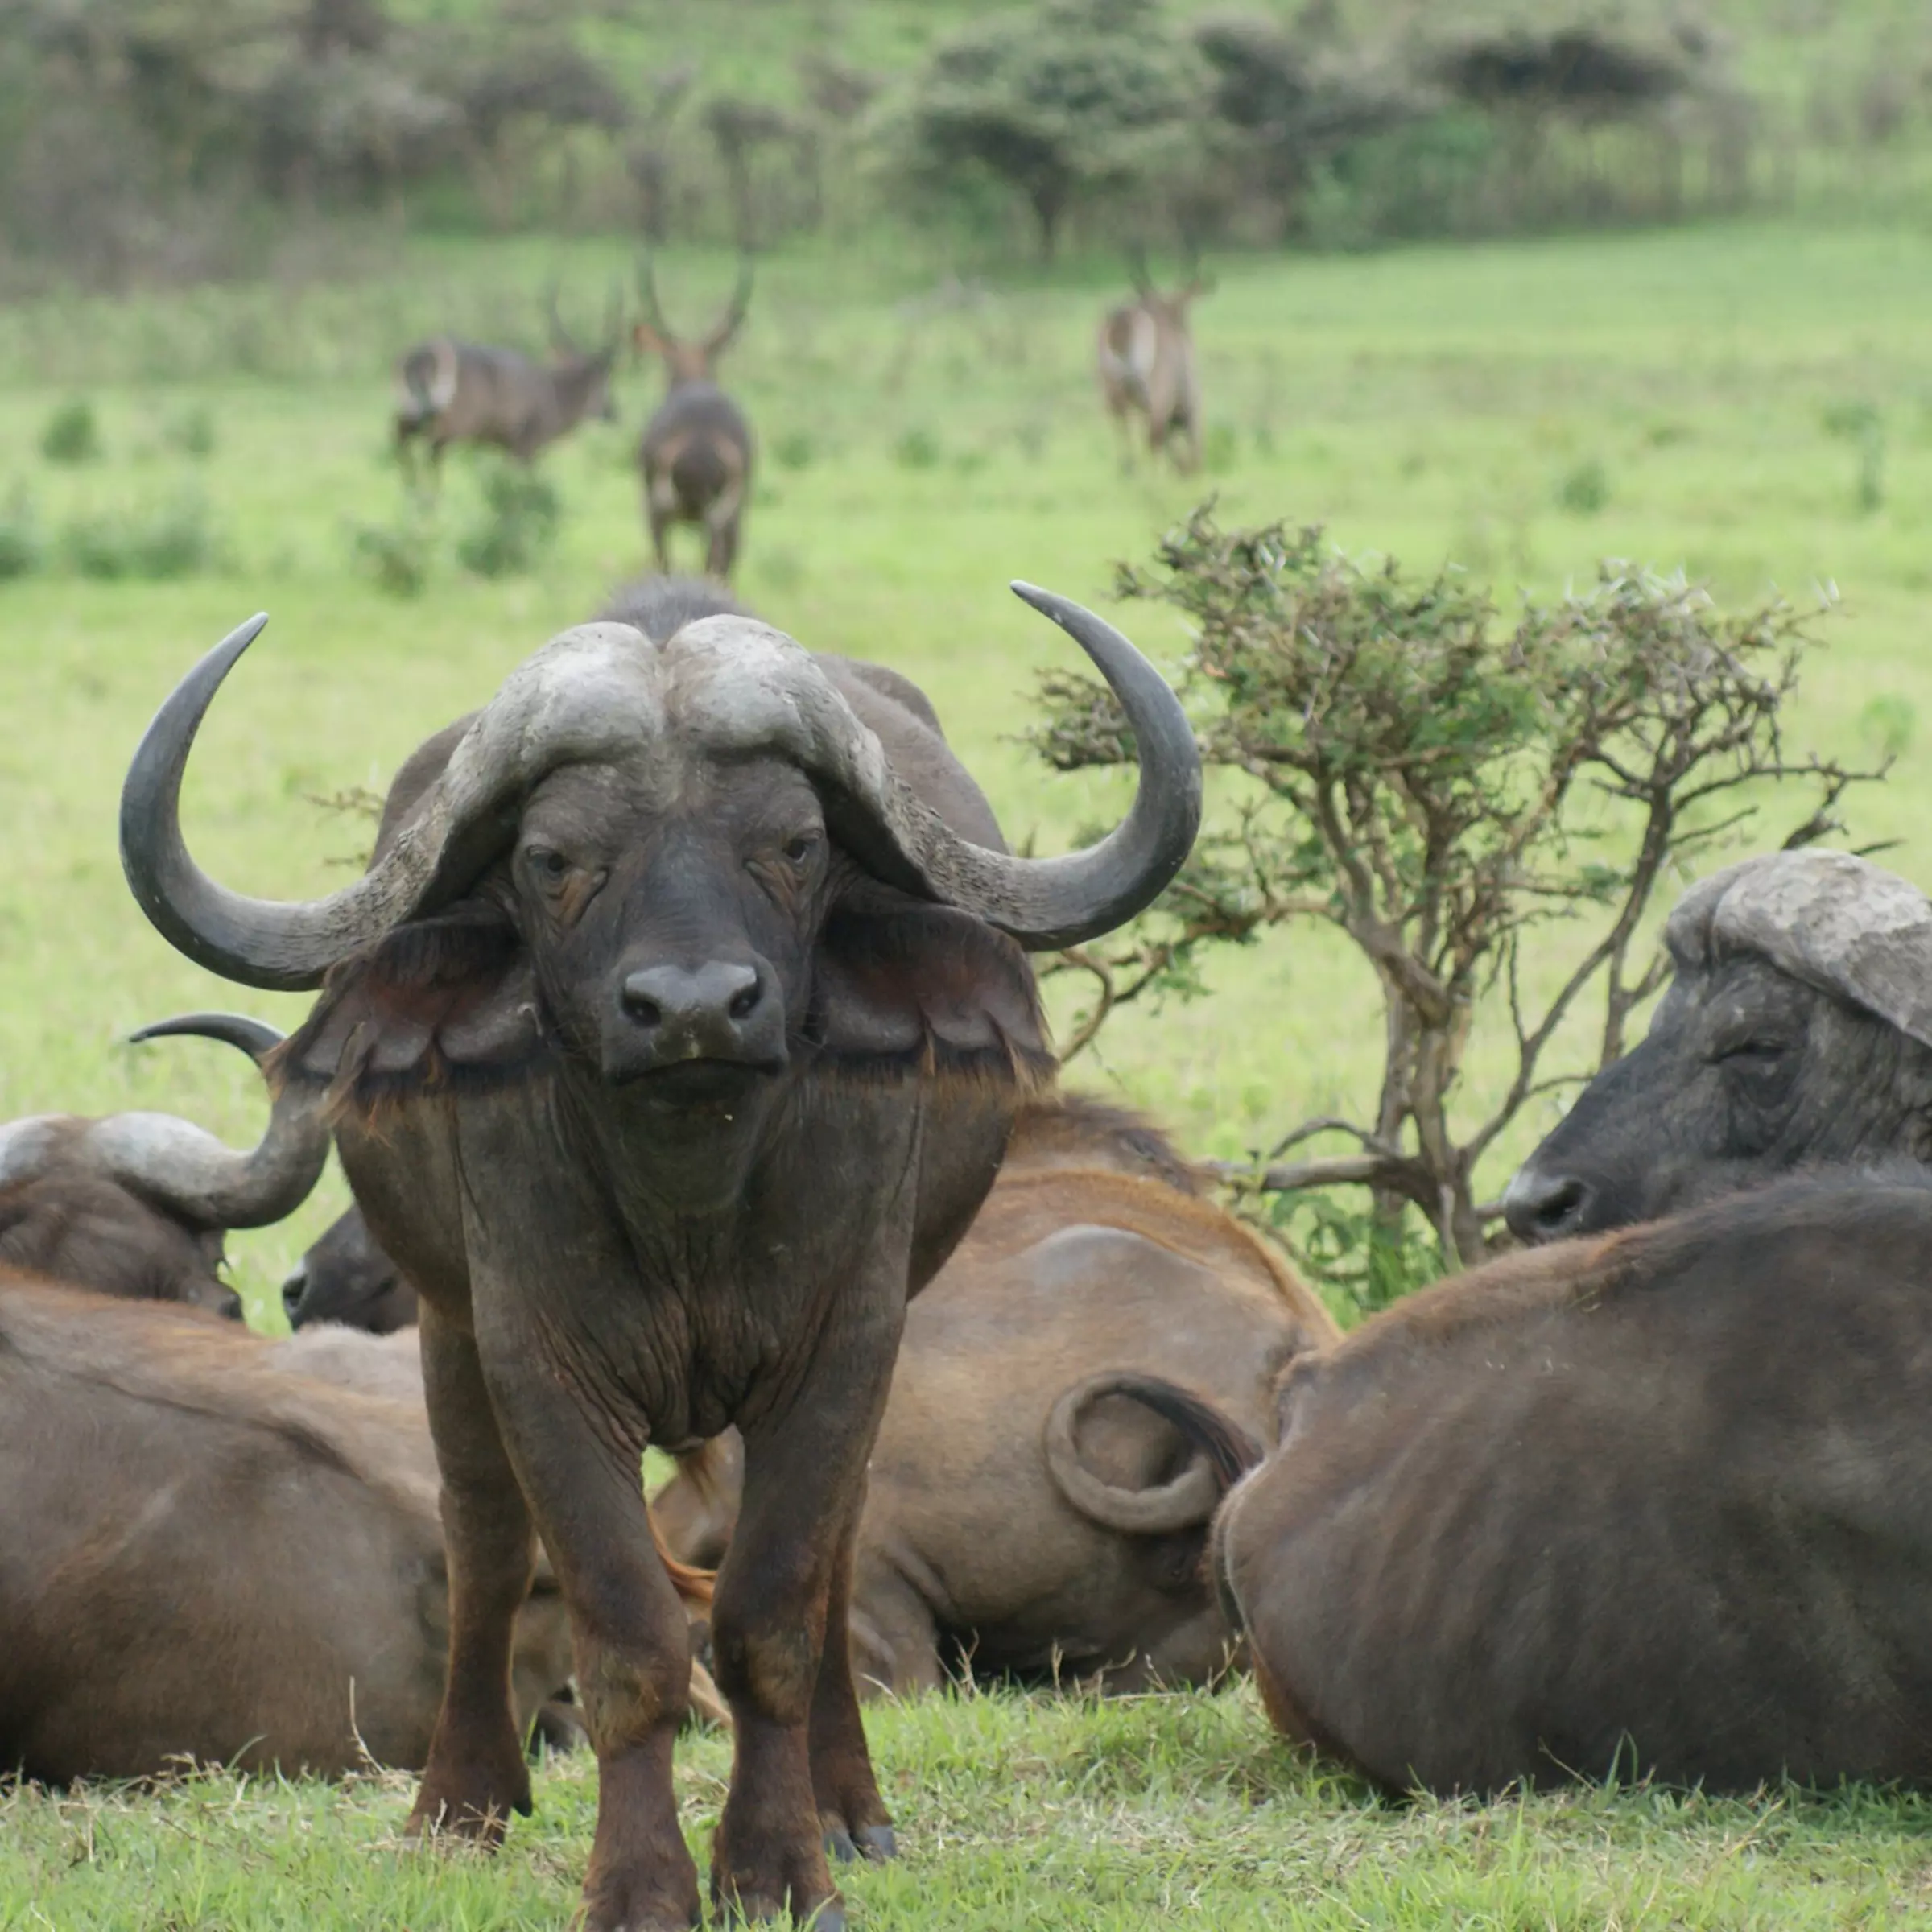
top-left (10, 1687), bottom-right (1932, 1929)
top-left (7, 217), bottom-right (1932, 1922)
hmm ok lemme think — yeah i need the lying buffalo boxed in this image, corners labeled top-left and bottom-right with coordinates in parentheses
top-left (0, 1013), bottom-right (327, 1317)
top-left (654, 1095), bottom-right (1335, 1695)
top-left (120, 580), bottom-right (1198, 1928)
top-left (283, 1203), bottom-right (416, 1331)
top-left (1216, 1170), bottom-right (1932, 1794)
top-left (0, 1270), bottom-right (573, 1783)
top-left (1506, 850), bottom-right (1932, 1241)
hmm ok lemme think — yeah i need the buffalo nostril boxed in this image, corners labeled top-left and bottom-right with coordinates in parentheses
top-left (1533, 1179), bottom-right (1587, 1231)
top-left (1502, 1166), bottom-right (1595, 1244)
top-left (621, 980), bottom-right (663, 1027)
top-left (728, 977), bottom-right (762, 1021)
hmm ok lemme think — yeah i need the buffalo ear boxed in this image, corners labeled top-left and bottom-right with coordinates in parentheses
top-left (811, 886), bottom-right (1053, 1082)
top-left (278, 905), bottom-right (547, 1107)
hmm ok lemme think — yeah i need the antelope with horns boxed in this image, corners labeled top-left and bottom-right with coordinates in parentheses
top-left (633, 257), bottom-right (756, 580)
top-left (393, 286), bottom-right (622, 488)
top-left (1096, 250), bottom-right (1210, 474)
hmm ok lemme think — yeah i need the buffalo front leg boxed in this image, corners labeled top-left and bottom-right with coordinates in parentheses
top-left (474, 1320), bottom-right (700, 1930)
top-left (811, 1508), bottom-right (896, 1864)
top-left (709, 1323), bottom-right (900, 1929)
top-left (409, 1300), bottom-right (537, 1844)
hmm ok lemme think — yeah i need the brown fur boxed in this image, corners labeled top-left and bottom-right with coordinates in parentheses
top-left (1220, 1170), bottom-right (1932, 1793)
top-left (0, 1272), bottom-right (573, 1781)
top-left (654, 1092), bottom-right (1336, 1695)
top-left (0, 1149), bottom-right (236, 1316)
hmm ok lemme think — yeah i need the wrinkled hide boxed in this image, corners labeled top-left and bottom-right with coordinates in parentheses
top-left (0, 1274), bottom-right (572, 1783)
top-left (1218, 1171), bottom-right (1932, 1793)
top-left (1506, 852), bottom-right (1932, 1240)
top-left (119, 580), bottom-right (1197, 1930)
top-left (654, 1097), bottom-right (1336, 1696)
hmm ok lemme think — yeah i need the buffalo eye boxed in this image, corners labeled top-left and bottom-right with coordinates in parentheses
top-left (523, 844), bottom-right (572, 888)
top-left (782, 832), bottom-right (819, 866)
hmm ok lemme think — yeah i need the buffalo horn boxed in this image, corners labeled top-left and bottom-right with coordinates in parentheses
top-left (120, 588), bottom-right (1199, 990)
top-left (97, 1011), bottom-right (329, 1228)
top-left (1667, 850), bottom-right (1932, 1049)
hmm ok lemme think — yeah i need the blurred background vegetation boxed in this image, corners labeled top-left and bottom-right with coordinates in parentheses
top-left (2, 0), bottom-right (1930, 292)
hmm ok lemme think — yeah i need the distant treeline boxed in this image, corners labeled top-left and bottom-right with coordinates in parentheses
top-left (2, 0), bottom-right (1929, 290)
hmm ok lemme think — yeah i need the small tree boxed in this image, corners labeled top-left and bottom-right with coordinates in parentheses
top-left (1034, 512), bottom-right (1885, 1266)
top-left (891, 0), bottom-right (1209, 260)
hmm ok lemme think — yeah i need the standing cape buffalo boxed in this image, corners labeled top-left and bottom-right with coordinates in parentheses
top-left (1505, 851), bottom-right (1932, 1241)
top-left (0, 1271), bottom-right (574, 1782)
top-left (0, 1013), bottom-right (326, 1316)
top-left (118, 588), bottom-right (1199, 1930)
top-left (654, 1095), bottom-right (1335, 1694)
top-left (1215, 1171), bottom-right (1932, 1794)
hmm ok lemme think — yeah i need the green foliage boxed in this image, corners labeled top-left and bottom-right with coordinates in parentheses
top-left (893, 0), bottom-right (1211, 258)
top-left (894, 426), bottom-right (941, 469)
top-left (163, 403), bottom-right (217, 458)
top-left (1037, 510), bottom-right (1883, 1262)
top-left (1557, 456), bottom-right (1610, 514)
top-left (456, 464), bottom-right (559, 578)
top-left (39, 398), bottom-right (100, 464)
top-left (0, 490), bottom-right (43, 580)
top-left (349, 510), bottom-right (436, 598)
top-left (62, 494), bottom-right (217, 580)
top-left (1265, 1190), bottom-right (1444, 1323)
top-left (773, 427), bottom-right (816, 471)
top-left (1825, 400), bottom-right (1885, 514)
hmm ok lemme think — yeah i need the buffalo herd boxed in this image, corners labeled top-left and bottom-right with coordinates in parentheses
top-left (7, 566), bottom-right (1932, 1927)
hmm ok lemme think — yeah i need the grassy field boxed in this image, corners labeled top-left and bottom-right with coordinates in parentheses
top-left (7, 217), bottom-right (1932, 1922)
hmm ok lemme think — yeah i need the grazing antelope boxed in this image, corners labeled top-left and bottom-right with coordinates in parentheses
top-left (1096, 253), bottom-right (1209, 473)
top-left (633, 258), bottom-right (755, 580)
top-left (393, 287), bottom-right (621, 488)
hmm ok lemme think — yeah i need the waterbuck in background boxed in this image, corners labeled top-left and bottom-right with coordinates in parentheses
top-left (394, 287), bottom-right (622, 487)
top-left (1096, 251), bottom-right (1209, 473)
top-left (634, 257), bottom-right (756, 580)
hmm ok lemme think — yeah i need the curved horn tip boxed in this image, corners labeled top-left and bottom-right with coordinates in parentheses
top-left (126, 1011), bottom-right (287, 1062)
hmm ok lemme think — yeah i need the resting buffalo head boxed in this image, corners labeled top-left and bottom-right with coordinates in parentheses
top-left (0, 1013), bottom-right (328, 1315)
top-left (118, 589), bottom-right (1201, 1185)
top-left (283, 1203), bottom-right (417, 1332)
top-left (1505, 851), bottom-right (1932, 1241)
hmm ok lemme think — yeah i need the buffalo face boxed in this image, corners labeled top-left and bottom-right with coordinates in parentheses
top-left (514, 758), bottom-right (819, 1102)
top-left (1507, 857), bottom-right (1932, 1242)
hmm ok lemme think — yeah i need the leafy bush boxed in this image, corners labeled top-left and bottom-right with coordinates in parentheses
top-left (773, 429), bottom-right (816, 471)
top-left (894, 427), bottom-right (942, 469)
top-left (0, 492), bottom-right (43, 580)
top-left (63, 494), bottom-right (217, 580)
top-left (891, 0), bottom-right (1211, 258)
top-left (456, 464), bottom-right (559, 578)
top-left (1556, 457), bottom-right (1610, 514)
top-left (40, 398), bottom-right (101, 464)
top-left (349, 511), bottom-right (436, 598)
top-left (163, 405), bottom-right (217, 459)
top-left (1036, 510), bottom-right (1885, 1265)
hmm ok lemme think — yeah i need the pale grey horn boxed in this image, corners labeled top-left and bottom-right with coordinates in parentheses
top-left (100, 1010), bottom-right (330, 1228)
top-left (121, 615), bottom-right (460, 990)
top-left (663, 587), bottom-right (1201, 950)
top-left (119, 617), bottom-right (655, 992)
top-left (1666, 849), bottom-right (1932, 1048)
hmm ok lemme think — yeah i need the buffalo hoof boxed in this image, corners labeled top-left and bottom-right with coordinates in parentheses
top-left (821, 1814), bottom-right (897, 1865)
top-left (405, 1772), bottom-right (531, 1848)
